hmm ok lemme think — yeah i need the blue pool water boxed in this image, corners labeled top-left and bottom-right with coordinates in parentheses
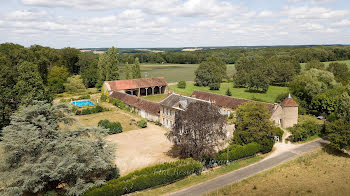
top-left (72, 100), bottom-right (94, 107)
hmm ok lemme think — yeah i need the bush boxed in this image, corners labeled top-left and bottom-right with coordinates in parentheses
top-left (259, 137), bottom-right (274, 153)
top-left (155, 121), bottom-right (162, 126)
top-left (109, 98), bottom-right (127, 110)
top-left (272, 127), bottom-right (284, 142)
top-left (137, 120), bottom-right (147, 128)
top-left (209, 83), bottom-right (220, 90)
top-left (98, 120), bottom-right (123, 135)
top-left (100, 94), bottom-right (107, 102)
top-left (78, 95), bottom-right (91, 99)
top-left (216, 143), bottom-right (260, 164)
top-left (288, 119), bottom-right (322, 142)
top-left (80, 105), bottom-right (104, 115)
top-left (225, 88), bottom-right (232, 96)
top-left (177, 81), bottom-right (186, 89)
top-left (83, 158), bottom-right (203, 196)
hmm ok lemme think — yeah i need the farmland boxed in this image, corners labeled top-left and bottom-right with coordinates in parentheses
top-left (207, 149), bottom-right (350, 196)
top-left (169, 83), bottom-right (289, 103)
top-left (140, 63), bottom-right (235, 83)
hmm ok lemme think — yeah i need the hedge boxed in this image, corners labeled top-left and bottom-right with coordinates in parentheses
top-left (216, 142), bottom-right (260, 164)
top-left (80, 105), bottom-right (104, 115)
top-left (98, 120), bottom-right (123, 135)
top-left (109, 98), bottom-right (128, 110)
top-left (83, 158), bottom-right (203, 196)
top-left (209, 83), bottom-right (220, 90)
top-left (288, 119), bottom-right (322, 142)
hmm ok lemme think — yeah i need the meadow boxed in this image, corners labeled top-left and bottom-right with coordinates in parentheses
top-left (169, 83), bottom-right (288, 103)
top-left (300, 59), bottom-right (350, 69)
top-left (207, 149), bottom-right (350, 196)
top-left (140, 63), bottom-right (235, 83)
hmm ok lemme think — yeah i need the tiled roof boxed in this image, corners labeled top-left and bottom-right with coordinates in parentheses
top-left (280, 97), bottom-right (299, 107)
top-left (160, 93), bottom-right (209, 109)
top-left (109, 91), bottom-right (161, 115)
top-left (191, 90), bottom-right (276, 114)
top-left (105, 77), bottom-right (167, 91)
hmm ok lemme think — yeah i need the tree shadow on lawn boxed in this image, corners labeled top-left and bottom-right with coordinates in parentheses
top-left (322, 144), bottom-right (350, 158)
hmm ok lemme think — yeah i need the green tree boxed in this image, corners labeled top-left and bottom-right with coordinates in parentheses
top-left (132, 57), bottom-right (142, 78)
top-left (327, 62), bottom-right (350, 84)
top-left (64, 75), bottom-right (86, 93)
top-left (310, 86), bottom-right (345, 115)
top-left (0, 102), bottom-right (116, 196)
top-left (177, 81), bottom-right (186, 89)
top-left (105, 47), bottom-right (120, 81)
top-left (124, 62), bottom-right (132, 79)
top-left (14, 61), bottom-right (50, 105)
top-left (336, 91), bottom-right (350, 121)
top-left (225, 88), bottom-right (232, 96)
top-left (326, 119), bottom-right (350, 152)
top-left (96, 53), bottom-right (108, 88)
top-left (305, 59), bottom-right (325, 70)
top-left (233, 102), bottom-right (276, 153)
top-left (60, 47), bottom-right (81, 74)
top-left (194, 56), bottom-right (226, 86)
top-left (48, 66), bottom-right (69, 93)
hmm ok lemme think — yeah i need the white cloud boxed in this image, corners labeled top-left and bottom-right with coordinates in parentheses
top-left (5, 10), bottom-right (48, 21)
top-left (283, 6), bottom-right (348, 20)
top-left (332, 19), bottom-right (350, 27)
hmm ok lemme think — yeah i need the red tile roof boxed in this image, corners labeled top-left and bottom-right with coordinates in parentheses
top-left (109, 91), bottom-right (161, 115)
top-left (105, 77), bottom-right (167, 91)
top-left (191, 90), bottom-right (276, 114)
top-left (280, 97), bottom-right (299, 107)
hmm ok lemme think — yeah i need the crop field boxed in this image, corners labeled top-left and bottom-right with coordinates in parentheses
top-left (140, 64), bottom-right (235, 83)
top-left (169, 83), bottom-right (288, 103)
top-left (207, 149), bottom-right (350, 196)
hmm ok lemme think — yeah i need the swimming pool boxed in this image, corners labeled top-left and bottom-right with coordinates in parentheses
top-left (71, 100), bottom-right (94, 107)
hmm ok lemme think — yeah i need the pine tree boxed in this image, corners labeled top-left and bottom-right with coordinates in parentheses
top-left (124, 62), bottom-right (131, 79)
top-left (105, 47), bottom-right (119, 81)
top-left (97, 53), bottom-right (107, 88)
top-left (0, 102), bottom-right (117, 196)
top-left (226, 88), bottom-right (232, 96)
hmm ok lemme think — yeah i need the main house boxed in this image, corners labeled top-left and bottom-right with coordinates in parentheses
top-left (103, 77), bottom-right (168, 97)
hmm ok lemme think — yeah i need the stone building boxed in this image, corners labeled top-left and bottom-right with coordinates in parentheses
top-left (191, 91), bottom-right (298, 129)
top-left (109, 91), bottom-right (160, 122)
top-left (103, 77), bottom-right (168, 97)
top-left (159, 93), bottom-right (210, 129)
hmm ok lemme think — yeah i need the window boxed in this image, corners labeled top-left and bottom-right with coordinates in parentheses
top-left (163, 118), bottom-right (165, 125)
top-left (170, 110), bottom-right (172, 116)
top-left (163, 107), bottom-right (165, 114)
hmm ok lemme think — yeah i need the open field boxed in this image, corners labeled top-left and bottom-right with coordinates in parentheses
top-left (300, 60), bottom-right (350, 69)
top-left (107, 124), bottom-right (175, 175)
top-left (141, 64), bottom-right (235, 83)
top-left (133, 156), bottom-right (263, 196)
top-left (207, 149), bottom-right (350, 196)
top-left (169, 83), bottom-right (289, 103)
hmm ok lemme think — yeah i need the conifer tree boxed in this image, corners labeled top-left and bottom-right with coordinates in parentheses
top-left (132, 57), bottom-right (142, 78)
top-left (105, 47), bottom-right (119, 81)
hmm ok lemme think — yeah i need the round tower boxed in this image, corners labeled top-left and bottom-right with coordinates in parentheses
top-left (280, 94), bottom-right (299, 129)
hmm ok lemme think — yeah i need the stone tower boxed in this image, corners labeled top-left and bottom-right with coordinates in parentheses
top-left (280, 94), bottom-right (299, 129)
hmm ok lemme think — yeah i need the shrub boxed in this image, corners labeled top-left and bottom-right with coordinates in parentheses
top-left (83, 158), bottom-right (203, 196)
top-left (225, 88), bottom-right (232, 96)
top-left (216, 143), bottom-right (260, 164)
top-left (155, 121), bottom-right (162, 126)
top-left (259, 137), bottom-right (274, 153)
top-left (288, 119), bottom-right (322, 142)
top-left (109, 98), bottom-right (127, 110)
top-left (60, 98), bottom-right (69, 103)
top-left (98, 120), bottom-right (123, 135)
top-left (137, 120), bottom-right (147, 128)
top-left (272, 127), bottom-right (284, 142)
top-left (209, 83), bottom-right (220, 90)
top-left (177, 81), bottom-right (186, 89)
top-left (100, 94), bottom-right (107, 102)
top-left (78, 95), bottom-right (91, 100)
top-left (80, 105), bottom-right (104, 115)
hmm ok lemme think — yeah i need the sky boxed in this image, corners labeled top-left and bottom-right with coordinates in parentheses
top-left (0, 0), bottom-right (350, 48)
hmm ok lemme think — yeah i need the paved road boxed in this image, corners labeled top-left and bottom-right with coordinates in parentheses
top-left (167, 139), bottom-right (328, 196)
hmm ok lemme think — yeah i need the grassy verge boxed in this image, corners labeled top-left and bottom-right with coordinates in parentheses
top-left (132, 156), bottom-right (262, 196)
top-left (55, 88), bottom-right (99, 98)
top-left (169, 83), bottom-right (288, 103)
top-left (206, 149), bottom-right (350, 196)
top-left (141, 94), bottom-right (169, 102)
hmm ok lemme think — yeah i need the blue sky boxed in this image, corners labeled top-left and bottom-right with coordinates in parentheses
top-left (0, 0), bottom-right (350, 48)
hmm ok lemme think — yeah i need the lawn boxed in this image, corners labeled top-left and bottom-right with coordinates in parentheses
top-left (73, 110), bottom-right (139, 132)
top-left (207, 149), bottom-right (350, 196)
top-left (141, 64), bottom-right (235, 83)
top-left (133, 156), bottom-right (263, 196)
top-left (300, 59), bottom-right (350, 69)
top-left (169, 83), bottom-right (289, 103)
top-left (141, 94), bottom-right (169, 102)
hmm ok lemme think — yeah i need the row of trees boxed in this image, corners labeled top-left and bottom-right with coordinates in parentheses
top-left (120, 46), bottom-right (350, 64)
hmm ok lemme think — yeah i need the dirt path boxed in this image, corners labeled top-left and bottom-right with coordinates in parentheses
top-left (107, 124), bottom-right (176, 175)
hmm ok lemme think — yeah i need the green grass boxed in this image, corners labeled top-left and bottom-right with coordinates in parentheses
top-left (141, 63), bottom-right (235, 83)
top-left (133, 156), bottom-right (263, 196)
top-left (141, 94), bottom-right (169, 102)
top-left (300, 60), bottom-right (350, 69)
top-left (169, 83), bottom-right (288, 103)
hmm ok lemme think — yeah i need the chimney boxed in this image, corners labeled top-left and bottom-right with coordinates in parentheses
top-left (288, 93), bottom-right (292, 99)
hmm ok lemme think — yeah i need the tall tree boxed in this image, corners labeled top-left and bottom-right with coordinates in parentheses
top-left (194, 56), bottom-right (226, 87)
top-left (166, 102), bottom-right (227, 160)
top-left (105, 47), bottom-right (120, 81)
top-left (14, 61), bottom-right (50, 105)
top-left (60, 47), bottom-right (81, 74)
top-left (233, 102), bottom-right (276, 153)
top-left (0, 102), bottom-right (116, 196)
top-left (124, 62), bottom-right (132, 79)
top-left (97, 53), bottom-right (108, 88)
top-left (132, 57), bottom-right (142, 78)
top-left (305, 59), bottom-right (325, 70)
top-left (327, 62), bottom-right (350, 84)
top-left (48, 66), bottom-right (70, 94)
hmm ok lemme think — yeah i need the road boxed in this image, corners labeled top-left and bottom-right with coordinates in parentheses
top-left (167, 139), bottom-right (328, 196)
